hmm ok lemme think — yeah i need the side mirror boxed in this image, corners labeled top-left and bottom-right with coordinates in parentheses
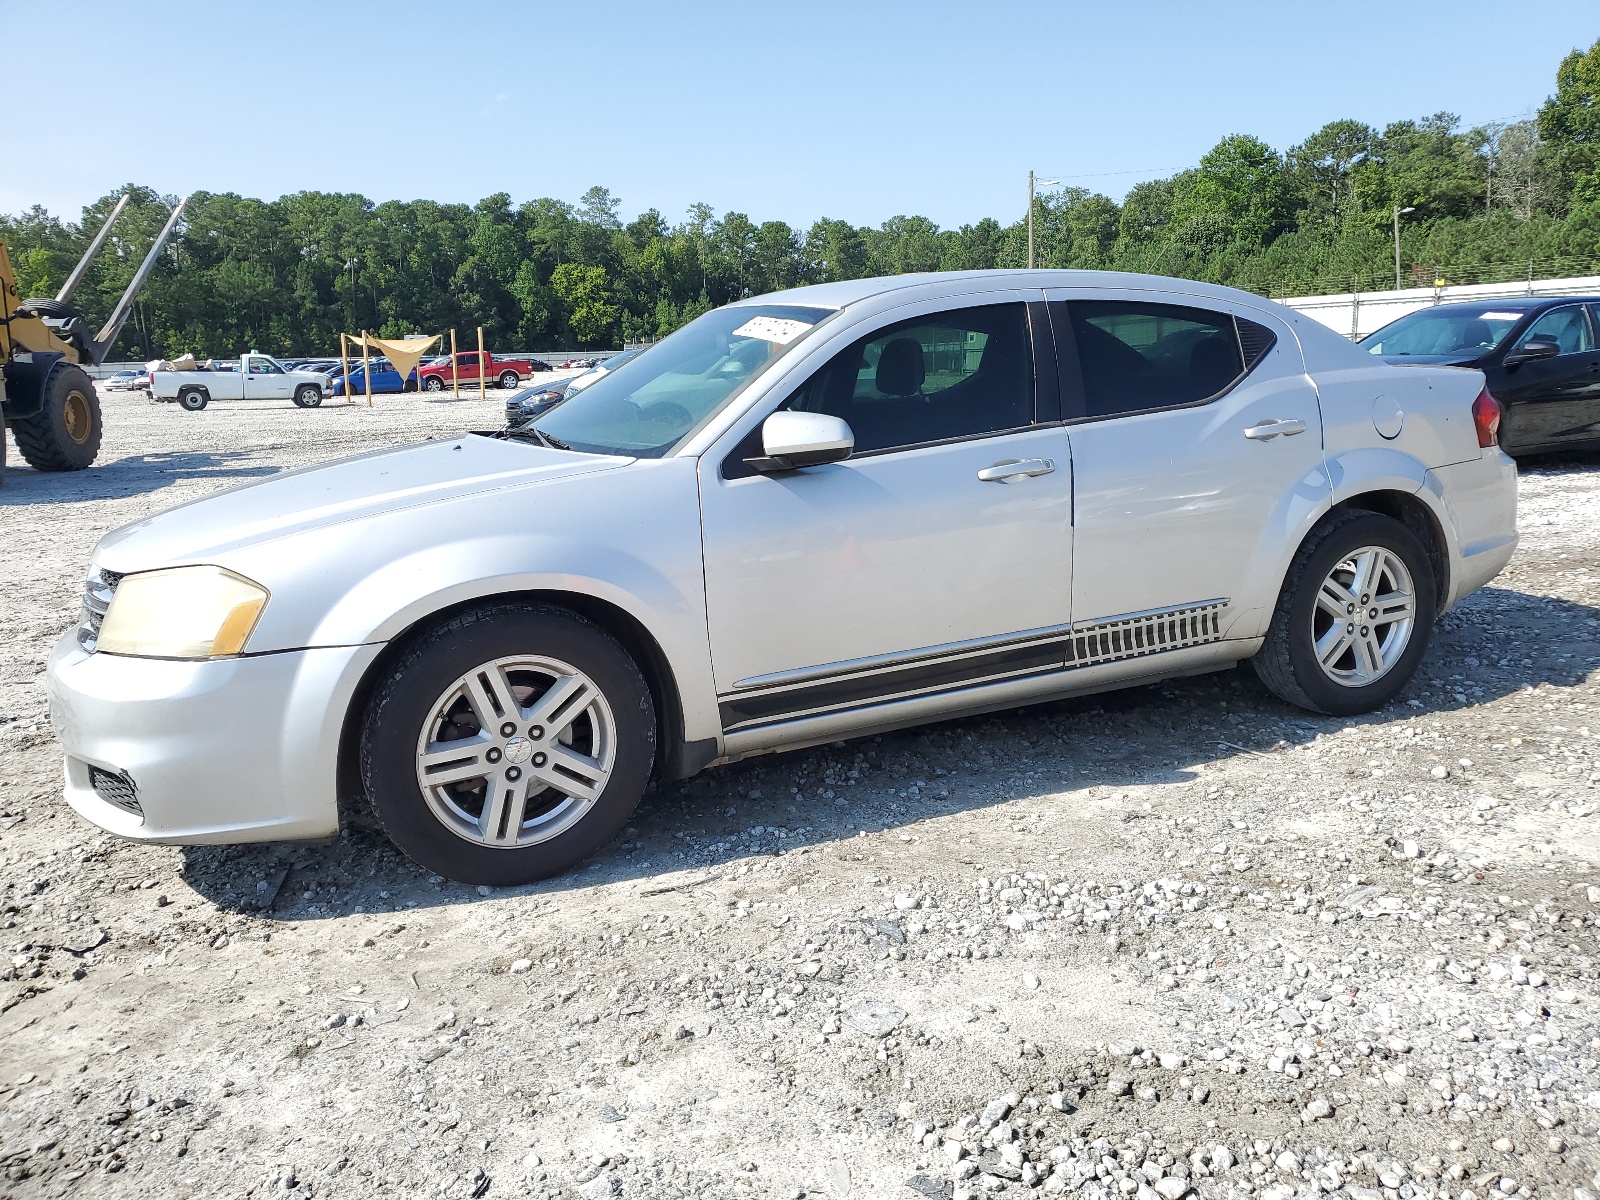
top-left (1504, 338), bottom-right (1561, 366)
top-left (744, 411), bottom-right (854, 473)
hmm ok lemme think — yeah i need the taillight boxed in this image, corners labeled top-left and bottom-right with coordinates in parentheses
top-left (1471, 386), bottom-right (1500, 449)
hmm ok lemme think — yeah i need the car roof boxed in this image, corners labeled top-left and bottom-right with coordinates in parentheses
top-left (733, 269), bottom-right (1305, 313)
top-left (1404, 295), bottom-right (1600, 316)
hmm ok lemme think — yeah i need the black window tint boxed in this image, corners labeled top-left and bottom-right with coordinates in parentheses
top-left (784, 303), bottom-right (1033, 454)
top-left (1068, 301), bottom-right (1244, 418)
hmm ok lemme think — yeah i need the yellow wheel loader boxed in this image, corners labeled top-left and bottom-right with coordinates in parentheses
top-left (0, 194), bottom-right (187, 482)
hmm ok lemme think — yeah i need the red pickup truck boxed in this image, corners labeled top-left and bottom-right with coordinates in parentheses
top-left (417, 352), bottom-right (531, 392)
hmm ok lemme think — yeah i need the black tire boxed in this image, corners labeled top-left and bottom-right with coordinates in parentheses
top-left (177, 387), bottom-right (208, 411)
top-left (11, 364), bottom-right (102, 471)
top-left (1252, 510), bottom-right (1435, 716)
top-left (498, 371), bottom-right (520, 389)
top-left (425, 376), bottom-right (445, 392)
top-left (360, 603), bottom-right (656, 885)
top-left (292, 384), bottom-right (323, 408)
top-left (1, 417), bottom-right (8, 485)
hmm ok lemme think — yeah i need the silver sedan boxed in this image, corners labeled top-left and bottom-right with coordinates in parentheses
top-left (48, 270), bottom-right (1517, 884)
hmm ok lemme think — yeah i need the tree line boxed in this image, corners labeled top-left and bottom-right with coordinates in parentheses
top-left (5, 39), bottom-right (1600, 358)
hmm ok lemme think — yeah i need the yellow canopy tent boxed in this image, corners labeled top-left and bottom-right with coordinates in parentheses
top-left (340, 332), bottom-right (441, 404)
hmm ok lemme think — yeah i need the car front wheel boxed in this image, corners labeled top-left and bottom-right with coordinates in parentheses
top-left (361, 603), bottom-right (655, 885)
top-left (1252, 511), bottom-right (1435, 716)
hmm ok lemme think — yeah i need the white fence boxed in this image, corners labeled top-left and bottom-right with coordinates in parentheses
top-left (1279, 274), bottom-right (1600, 341)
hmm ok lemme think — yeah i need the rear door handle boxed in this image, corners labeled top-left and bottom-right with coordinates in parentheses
top-left (978, 458), bottom-right (1054, 482)
top-left (1243, 418), bottom-right (1307, 441)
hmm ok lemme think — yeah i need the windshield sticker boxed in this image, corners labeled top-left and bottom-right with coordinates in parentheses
top-left (731, 316), bottom-right (811, 345)
top-left (1478, 312), bottom-right (1522, 321)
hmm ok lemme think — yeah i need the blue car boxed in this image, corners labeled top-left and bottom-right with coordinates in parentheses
top-left (330, 359), bottom-right (418, 396)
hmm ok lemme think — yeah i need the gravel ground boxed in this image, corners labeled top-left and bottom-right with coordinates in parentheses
top-left (2, 386), bottom-right (1599, 1200)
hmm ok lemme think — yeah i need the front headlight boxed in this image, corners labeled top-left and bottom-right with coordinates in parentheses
top-left (97, 566), bottom-right (269, 659)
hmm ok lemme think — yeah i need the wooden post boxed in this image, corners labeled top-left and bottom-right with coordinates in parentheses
top-left (476, 325), bottom-right (487, 400)
top-left (362, 330), bottom-right (372, 407)
top-left (450, 328), bottom-right (460, 399)
top-left (339, 333), bottom-right (351, 406)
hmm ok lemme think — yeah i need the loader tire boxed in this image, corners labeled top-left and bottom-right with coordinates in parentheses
top-left (11, 365), bottom-right (102, 471)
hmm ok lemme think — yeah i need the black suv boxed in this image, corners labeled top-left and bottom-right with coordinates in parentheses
top-left (1361, 296), bottom-right (1600, 457)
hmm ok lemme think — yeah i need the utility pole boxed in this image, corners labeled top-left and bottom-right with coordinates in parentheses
top-left (345, 257), bottom-right (359, 329)
top-left (1392, 206), bottom-right (1414, 290)
top-left (1027, 171), bottom-right (1060, 269)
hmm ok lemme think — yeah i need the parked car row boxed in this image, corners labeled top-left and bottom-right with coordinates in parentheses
top-left (503, 348), bottom-right (645, 424)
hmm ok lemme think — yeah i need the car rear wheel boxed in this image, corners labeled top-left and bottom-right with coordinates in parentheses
top-left (292, 384), bottom-right (323, 408)
top-left (361, 603), bottom-right (655, 885)
top-left (177, 387), bottom-right (208, 411)
top-left (498, 371), bottom-right (520, 389)
top-left (1253, 511), bottom-right (1434, 716)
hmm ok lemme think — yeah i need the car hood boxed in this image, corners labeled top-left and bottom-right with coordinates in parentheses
top-left (94, 435), bottom-right (631, 571)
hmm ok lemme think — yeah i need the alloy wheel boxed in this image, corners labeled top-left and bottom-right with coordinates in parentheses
top-left (1310, 545), bottom-right (1416, 687)
top-left (414, 655), bottom-right (616, 847)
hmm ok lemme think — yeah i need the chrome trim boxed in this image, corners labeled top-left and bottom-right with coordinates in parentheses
top-left (1066, 599), bottom-right (1227, 668)
top-left (78, 567), bottom-right (123, 652)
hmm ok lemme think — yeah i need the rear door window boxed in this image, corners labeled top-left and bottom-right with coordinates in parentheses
top-left (1062, 301), bottom-right (1251, 419)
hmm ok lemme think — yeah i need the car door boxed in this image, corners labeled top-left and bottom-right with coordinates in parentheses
top-left (698, 296), bottom-right (1075, 732)
top-left (1495, 305), bottom-right (1600, 449)
top-left (243, 356), bottom-right (291, 400)
top-left (1045, 290), bottom-right (1327, 641)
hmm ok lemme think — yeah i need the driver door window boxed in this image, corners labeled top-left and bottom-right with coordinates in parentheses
top-left (1513, 306), bottom-right (1593, 355)
top-left (782, 303), bottom-right (1034, 454)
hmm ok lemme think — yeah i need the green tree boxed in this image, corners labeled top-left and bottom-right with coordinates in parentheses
top-left (550, 262), bottom-right (618, 345)
top-left (1539, 38), bottom-right (1600, 205)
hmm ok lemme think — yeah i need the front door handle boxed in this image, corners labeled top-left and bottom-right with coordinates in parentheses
top-left (978, 458), bottom-right (1054, 482)
top-left (1243, 418), bottom-right (1307, 441)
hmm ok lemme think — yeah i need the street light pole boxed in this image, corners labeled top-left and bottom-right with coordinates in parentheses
top-left (1392, 206), bottom-right (1414, 290)
top-left (1027, 172), bottom-right (1060, 270)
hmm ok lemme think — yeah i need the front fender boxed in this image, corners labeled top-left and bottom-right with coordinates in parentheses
top-left (307, 534), bottom-right (724, 748)
top-left (223, 457), bottom-right (722, 746)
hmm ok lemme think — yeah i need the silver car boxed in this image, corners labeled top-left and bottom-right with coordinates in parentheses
top-left (48, 271), bottom-right (1518, 885)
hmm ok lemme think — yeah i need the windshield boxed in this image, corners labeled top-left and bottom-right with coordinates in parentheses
top-left (531, 303), bottom-right (833, 456)
top-left (1361, 308), bottom-right (1526, 357)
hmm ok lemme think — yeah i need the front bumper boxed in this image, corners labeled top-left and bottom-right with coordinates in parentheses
top-left (47, 631), bottom-right (384, 844)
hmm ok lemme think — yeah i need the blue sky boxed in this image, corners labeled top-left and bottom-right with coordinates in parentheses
top-left (10, 1), bottom-right (1595, 230)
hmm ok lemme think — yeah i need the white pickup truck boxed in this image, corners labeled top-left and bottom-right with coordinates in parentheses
top-left (150, 353), bottom-right (331, 411)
